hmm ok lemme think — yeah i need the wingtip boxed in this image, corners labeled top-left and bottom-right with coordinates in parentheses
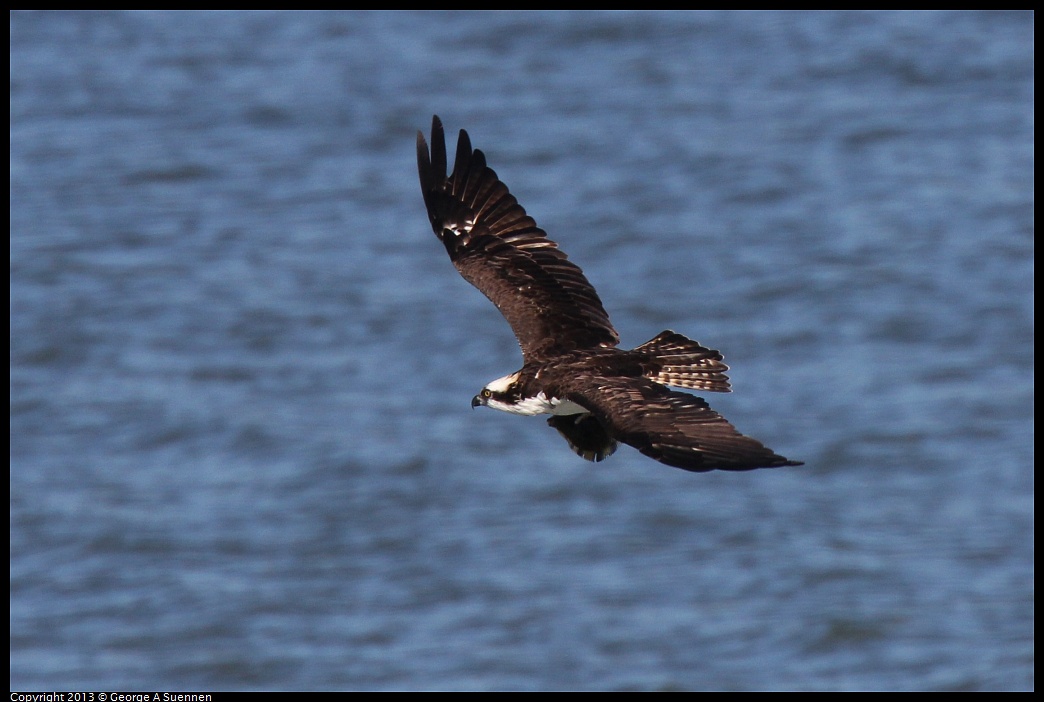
top-left (456, 127), bottom-right (472, 155)
top-left (416, 131), bottom-right (432, 198)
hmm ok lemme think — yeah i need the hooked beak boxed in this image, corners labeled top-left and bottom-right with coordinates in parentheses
top-left (471, 394), bottom-right (485, 409)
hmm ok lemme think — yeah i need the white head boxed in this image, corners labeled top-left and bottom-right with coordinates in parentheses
top-left (472, 372), bottom-right (529, 414)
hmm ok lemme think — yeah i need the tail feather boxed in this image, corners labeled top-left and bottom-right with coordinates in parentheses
top-left (634, 330), bottom-right (731, 393)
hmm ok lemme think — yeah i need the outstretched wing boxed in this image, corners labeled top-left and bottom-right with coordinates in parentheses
top-left (560, 376), bottom-right (802, 472)
top-left (418, 115), bottom-right (619, 362)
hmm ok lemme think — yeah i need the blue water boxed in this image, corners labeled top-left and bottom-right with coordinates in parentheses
top-left (10, 11), bottom-right (1033, 691)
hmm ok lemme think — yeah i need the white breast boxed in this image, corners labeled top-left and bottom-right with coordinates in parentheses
top-left (489, 391), bottom-right (587, 417)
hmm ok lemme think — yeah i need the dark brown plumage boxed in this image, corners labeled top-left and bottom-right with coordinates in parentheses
top-left (417, 116), bottom-right (618, 362)
top-left (418, 115), bottom-right (801, 472)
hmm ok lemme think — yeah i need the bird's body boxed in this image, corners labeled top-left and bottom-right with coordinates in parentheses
top-left (417, 115), bottom-right (801, 473)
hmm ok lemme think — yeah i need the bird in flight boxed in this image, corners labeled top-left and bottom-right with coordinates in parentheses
top-left (417, 115), bottom-right (801, 472)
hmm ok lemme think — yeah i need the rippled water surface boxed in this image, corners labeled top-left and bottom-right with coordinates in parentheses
top-left (10, 10), bottom-right (1033, 691)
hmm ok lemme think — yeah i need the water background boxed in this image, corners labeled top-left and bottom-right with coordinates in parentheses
top-left (10, 10), bottom-right (1033, 691)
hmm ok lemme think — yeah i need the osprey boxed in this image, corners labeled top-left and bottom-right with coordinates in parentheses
top-left (417, 116), bottom-right (801, 473)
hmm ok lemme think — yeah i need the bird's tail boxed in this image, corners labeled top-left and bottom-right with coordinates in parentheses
top-left (634, 330), bottom-right (732, 393)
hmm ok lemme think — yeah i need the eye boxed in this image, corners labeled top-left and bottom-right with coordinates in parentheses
top-left (481, 389), bottom-right (492, 398)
